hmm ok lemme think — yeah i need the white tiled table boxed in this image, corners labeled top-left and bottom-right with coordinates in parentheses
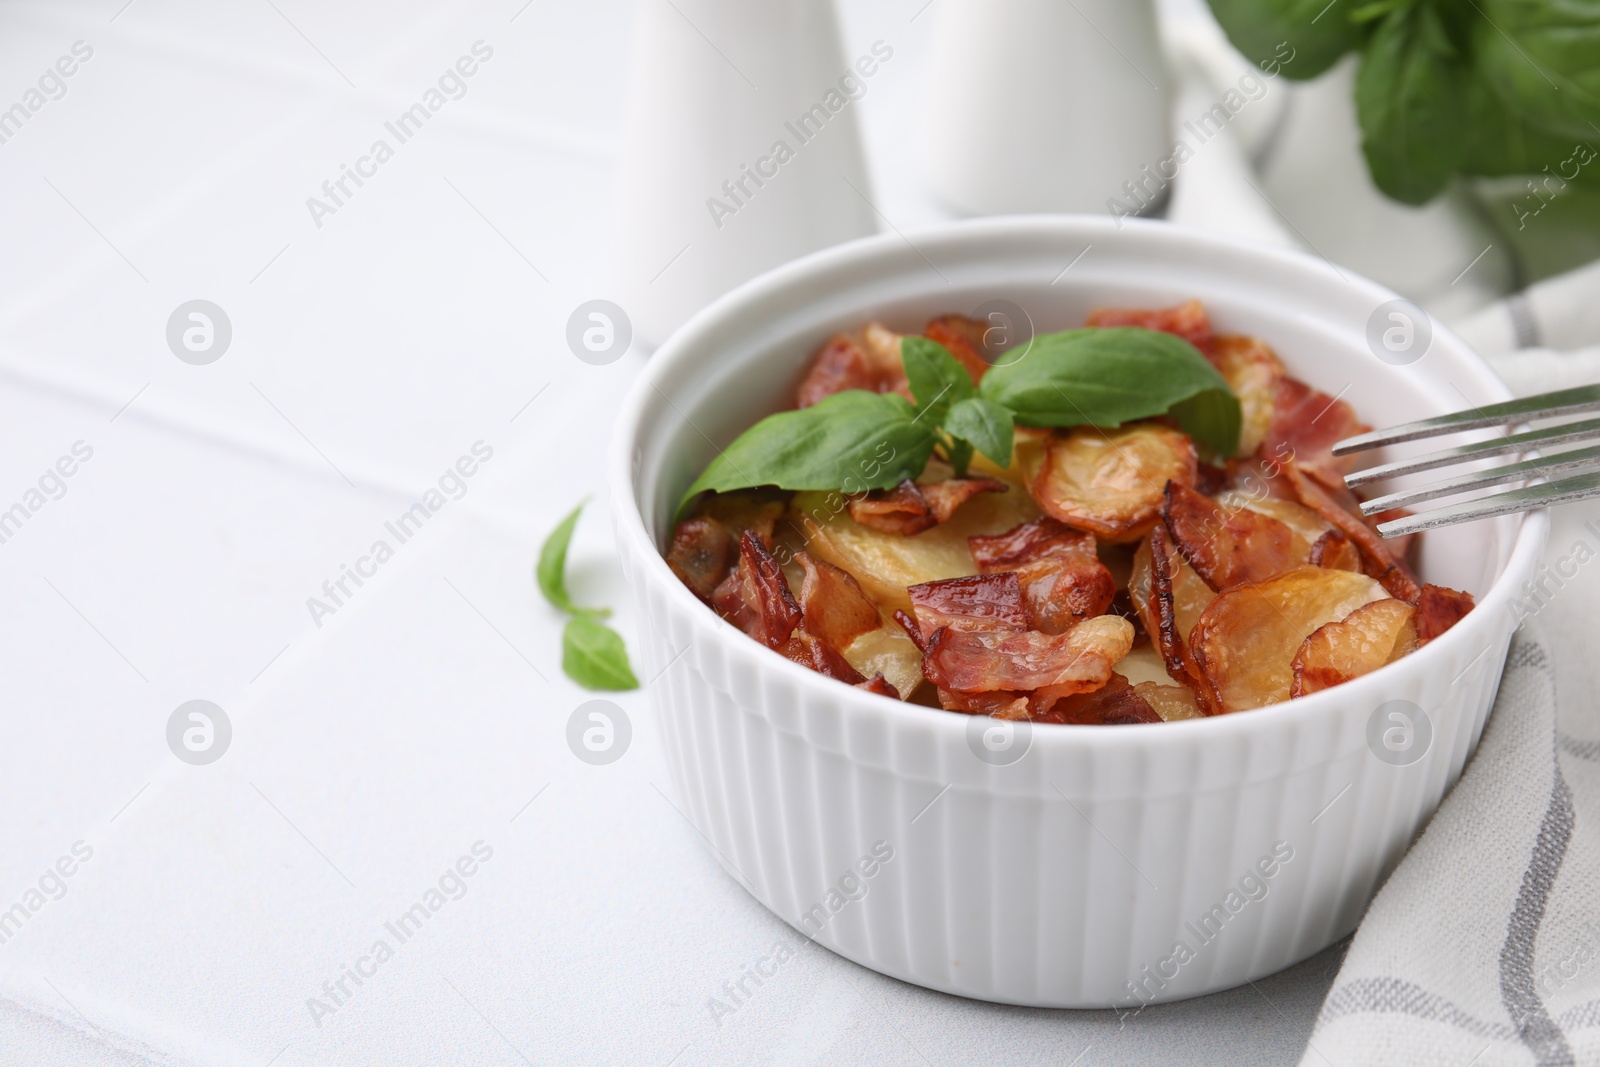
top-left (0, 2), bottom-right (1336, 1062)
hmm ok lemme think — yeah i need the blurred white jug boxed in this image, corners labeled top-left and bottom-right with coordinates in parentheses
top-left (919, 0), bottom-right (1172, 215)
top-left (613, 0), bottom-right (880, 346)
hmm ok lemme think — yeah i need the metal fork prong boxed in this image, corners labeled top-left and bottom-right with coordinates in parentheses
top-left (1358, 443), bottom-right (1600, 515)
top-left (1331, 383), bottom-right (1600, 456)
top-left (1342, 416), bottom-right (1600, 489)
top-left (1376, 470), bottom-right (1600, 537)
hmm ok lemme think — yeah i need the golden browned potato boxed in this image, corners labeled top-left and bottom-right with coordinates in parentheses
top-left (1133, 680), bottom-right (1204, 721)
top-left (1190, 566), bottom-right (1389, 713)
top-left (1290, 598), bottom-right (1418, 696)
top-left (1032, 425), bottom-right (1197, 542)
top-left (790, 481), bottom-right (1039, 614)
top-left (844, 625), bottom-right (925, 702)
top-left (1210, 335), bottom-right (1284, 456)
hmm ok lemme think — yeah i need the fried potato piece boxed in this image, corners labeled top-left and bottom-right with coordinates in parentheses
top-left (666, 516), bottom-right (734, 603)
top-left (1133, 680), bottom-right (1204, 721)
top-left (1032, 673), bottom-right (1161, 725)
top-left (791, 483), bottom-right (1040, 614)
top-left (1211, 335), bottom-right (1285, 455)
top-left (1033, 425), bottom-right (1198, 542)
top-left (1163, 481), bottom-right (1308, 591)
top-left (923, 615), bottom-right (1134, 694)
top-left (1290, 598), bottom-right (1417, 696)
top-left (1264, 376), bottom-right (1370, 480)
top-left (1128, 530), bottom-right (1216, 680)
top-left (796, 553), bottom-right (882, 652)
top-left (923, 314), bottom-right (990, 384)
top-left (713, 531), bottom-right (802, 648)
top-left (1086, 299), bottom-right (1214, 355)
top-left (844, 626), bottom-right (924, 702)
top-left (1414, 584), bottom-right (1474, 644)
top-left (1309, 530), bottom-right (1363, 572)
top-left (1112, 643), bottom-right (1171, 687)
top-left (1216, 491), bottom-right (1334, 545)
top-left (1286, 465), bottom-right (1421, 601)
top-left (1190, 566), bottom-right (1389, 713)
top-left (907, 573), bottom-right (1028, 641)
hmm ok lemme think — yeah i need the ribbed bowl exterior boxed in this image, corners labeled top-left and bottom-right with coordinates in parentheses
top-left (619, 527), bottom-right (1525, 1007)
top-left (611, 218), bottom-right (1548, 1007)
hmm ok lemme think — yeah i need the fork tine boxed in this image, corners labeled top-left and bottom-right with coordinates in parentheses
top-left (1358, 443), bottom-right (1600, 514)
top-left (1332, 384), bottom-right (1600, 456)
top-left (1376, 470), bottom-right (1600, 537)
top-left (1342, 416), bottom-right (1600, 489)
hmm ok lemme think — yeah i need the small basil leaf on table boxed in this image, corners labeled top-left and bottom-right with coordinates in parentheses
top-left (562, 615), bottom-right (640, 691)
top-left (538, 501), bottom-right (606, 617)
top-left (944, 396), bottom-right (1016, 468)
top-left (1356, 4), bottom-right (1468, 206)
top-left (978, 327), bottom-right (1241, 457)
top-left (678, 389), bottom-right (939, 512)
top-left (900, 336), bottom-right (974, 427)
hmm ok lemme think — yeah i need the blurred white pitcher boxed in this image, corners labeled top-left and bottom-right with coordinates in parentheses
top-left (613, 0), bottom-right (879, 347)
top-left (919, 0), bottom-right (1172, 215)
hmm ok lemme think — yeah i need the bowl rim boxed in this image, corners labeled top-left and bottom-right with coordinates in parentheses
top-left (610, 215), bottom-right (1549, 748)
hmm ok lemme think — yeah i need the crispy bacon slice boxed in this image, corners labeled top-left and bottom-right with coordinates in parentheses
top-left (1032, 672), bottom-right (1161, 725)
top-left (921, 476), bottom-right (1008, 523)
top-left (923, 616), bottom-right (1134, 694)
top-left (1190, 566), bottom-right (1389, 713)
top-left (1414, 584), bottom-right (1474, 644)
top-left (1163, 481), bottom-right (1306, 591)
top-left (796, 553), bottom-right (881, 652)
top-left (968, 518), bottom-right (1114, 633)
top-left (1309, 529), bottom-right (1362, 572)
top-left (713, 531), bottom-right (802, 648)
top-left (968, 516), bottom-right (1094, 572)
top-left (1263, 376), bottom-right (1370, 480)
top-left (666, 517), bottom-right (733, 603)
top-left (893, 609), bottom-right (927, 652)
top-left (848, 480), bottom-right (934, 536)
top-left (855, 673), bottom-right (901, 699)
top-left (907, 573), bottom-right (1028, 641)
top-left (1286, 465), bottom-right (1421, 601)
top-left (1148, 524), bottom-right (1214, 707)
top-left (1290, 598), bottom-right (1417, 697)
top-left (847, 477), bottom-right (1006, 535)
top-left (779, 630), bottom-right (866, 684)
top-left (795, 324), bottom-right (910, 408)
top-left (1033, 425), bottom-right (1198, 542)
top-left (1211, 334), bottom-right (1285, 455)
top-left (923, 314), bottom-right (990, 384)
top-left (1086, 299), bottom-right (1214, 356)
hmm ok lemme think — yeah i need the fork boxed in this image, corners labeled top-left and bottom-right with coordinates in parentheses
top-left (1333, 384), bottom-right (1600, 538)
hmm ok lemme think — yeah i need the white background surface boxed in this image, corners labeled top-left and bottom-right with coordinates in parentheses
top-left (0, 1), bottom-right (1345, 1062)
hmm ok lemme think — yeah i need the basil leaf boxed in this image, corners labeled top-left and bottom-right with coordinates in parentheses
top-left (678, 390), bottom-right (938, 511)
top-left (944, 396), bottom-right (1015, 468)
top-left (900, 337), bottom-right (975, 427)
top-left (1205, 0), bottom-right (1365, 80)
top-left (1461, 80), bottom-right (1600, 186)
top-left (1356, 4), bottom-right (1468, 205)
top-left (538, 501), bottom-right (606, 617)
top-left (562, 615), bottom-right (639, 691)
top-left (1477, 0), bottom-right (1600, 140)
top-left (978, 327), bottom-right (1241, 456)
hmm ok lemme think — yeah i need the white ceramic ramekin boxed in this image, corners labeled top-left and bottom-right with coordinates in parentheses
top-left (609, 217), bottom-right (1548, 1008)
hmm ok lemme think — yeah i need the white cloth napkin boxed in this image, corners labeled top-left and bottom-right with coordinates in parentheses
top-left (1158, 10), bottom-right (1600, 1065)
